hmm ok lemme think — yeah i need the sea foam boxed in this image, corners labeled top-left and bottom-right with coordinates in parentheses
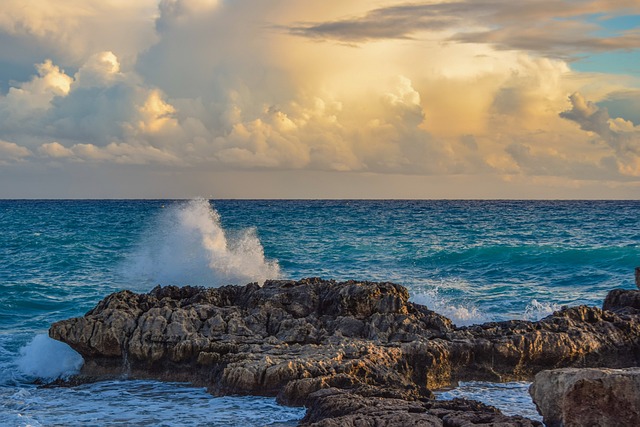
top-left (16, 334), bottom-right (83, 381)
top-left (410, 288), bottom-right (492, 327)
top-left (126, 198), bottom-right (280, 287)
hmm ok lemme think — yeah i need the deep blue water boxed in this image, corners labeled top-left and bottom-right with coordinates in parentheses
top-left (1, 199), bottom-right (638, 425)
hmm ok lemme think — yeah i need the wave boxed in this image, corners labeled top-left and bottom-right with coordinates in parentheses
top-left (16, 334), bottom-right (83, 381)
top-left (124, 198), bottom-right (281, 287)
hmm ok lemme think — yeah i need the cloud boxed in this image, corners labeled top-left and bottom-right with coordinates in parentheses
top-left (287, 1), bottom-right (640, 58)
top-left (288, 3), bottom-right (460, 42)
top-left (560, 92), bottom-right (640, 176)
top-left (1, 0), bottom-right (640, 198)
top-left (38, 141), bottom-right (73, 158)
top-left (0, 0), bottom-right (158, 67)
top-left (1, 59), bottom-right (71, 114)
top-left (0, 140), bottom-right (32, 163)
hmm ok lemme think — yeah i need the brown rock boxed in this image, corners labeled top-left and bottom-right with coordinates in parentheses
top-left (49, 279), bottom-right (640, 425)
top-left (529, 367), bottom-right (640, 427)
top-left (603, 288), bottom-right (640, 313)
top-left (300, 388), bottom-right (541, 426)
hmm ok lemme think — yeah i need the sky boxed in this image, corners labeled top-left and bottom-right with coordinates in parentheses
top-left (0, 0), bottom-right (639, 199)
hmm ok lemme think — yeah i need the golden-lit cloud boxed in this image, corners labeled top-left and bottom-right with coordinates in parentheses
top-left (0, 0), bottom-right (639, 197)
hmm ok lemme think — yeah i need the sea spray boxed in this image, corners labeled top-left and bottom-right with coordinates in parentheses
top-left (16, 334), bottom-right (83, 381)
top-left (410, 288), bottom-right (492, 327)
top-left (523, 299), bottom-right (561, 321)
top-left (125, 198), bottom-right (280, 287)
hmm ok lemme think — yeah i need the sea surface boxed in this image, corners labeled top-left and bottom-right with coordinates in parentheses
top-left (1, 199), bottom-right (638, 425)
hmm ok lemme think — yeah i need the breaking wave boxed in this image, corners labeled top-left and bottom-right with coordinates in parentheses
top-left (125, 198), bottom-right (280, 287)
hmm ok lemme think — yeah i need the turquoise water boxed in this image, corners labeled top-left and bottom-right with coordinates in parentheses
top-left (1, 199), bottom-right (638, 425)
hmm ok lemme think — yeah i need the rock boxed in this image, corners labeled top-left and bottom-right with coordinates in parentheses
top-left (529, 367), bottom-right (640, 427)
top-left (604, 288), bottom-right (640, 313)
top-left (49, 279), bottom-right (640, 425)
top-left (636, 267), bottom-right (640, 289)
top-left (301, 388), bottom-right (541, 426)
top-left (50, 279), bottom-right (453, 403)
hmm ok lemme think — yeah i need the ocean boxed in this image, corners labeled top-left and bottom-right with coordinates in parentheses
top-left (1, 199), bottom-right (638, 426)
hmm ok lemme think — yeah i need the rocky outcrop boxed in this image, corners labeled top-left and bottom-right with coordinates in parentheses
top-left (50, 279), bottom-right (455, 403)
top-left (529, 367), bottom-right (640, 427)
top-left (301, 388), bottom-right (542, 426)
top-left (49, 279), bottom-right (640, 424)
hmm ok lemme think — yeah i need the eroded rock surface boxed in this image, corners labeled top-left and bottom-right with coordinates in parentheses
top-left (301, 388), bottom-right (541, 426)
top-left (529, 367), bottom-right (640, 427)
top-left (50, 280), bottom-right (640, 425)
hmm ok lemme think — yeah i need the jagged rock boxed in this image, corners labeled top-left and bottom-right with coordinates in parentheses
top-left (603, 288), bottom-right (640, 313)
top-left (49, 280), bottom-right (640, 425)
top-left (300, 388), bottom-right (541, 426)
top-left (529, 367), bottom-right (640, 427)
top-left (51, 279), bottom-right (453, 403)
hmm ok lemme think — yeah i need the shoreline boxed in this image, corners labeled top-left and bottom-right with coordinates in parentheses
top-left (47, 278), bottom-right (640, 425)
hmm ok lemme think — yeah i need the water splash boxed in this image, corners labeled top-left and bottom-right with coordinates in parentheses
top-left (410, 288), bottom-right (492, 327)
top-left (523, 299), bottom-right (561, 321)
top-left (126, 198), bottom-right (280, 287)
top-left (16, 334), bottom-right (83, 381)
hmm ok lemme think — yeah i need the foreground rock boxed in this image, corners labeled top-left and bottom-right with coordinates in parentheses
top-left (301, 388), bottom-right (541, 426)
top-left (530, 367), bottom-right (640, 427)
top-left (49, 279), bottom-right (640, 424)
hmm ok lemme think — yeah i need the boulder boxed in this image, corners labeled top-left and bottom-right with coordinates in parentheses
top-left (529, 367), bottom-right (640, 427)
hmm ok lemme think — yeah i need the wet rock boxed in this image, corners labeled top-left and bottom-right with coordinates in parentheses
top-left (529, 367), bottom-right (640, 427)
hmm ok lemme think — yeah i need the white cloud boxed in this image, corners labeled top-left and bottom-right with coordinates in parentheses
top-left (1, 59), bottom-right (71, 113)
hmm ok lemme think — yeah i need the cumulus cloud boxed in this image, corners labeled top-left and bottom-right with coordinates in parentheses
top-left (38, 141), bottom-right (73, 158)
top-left (0, 0), bottom-right (158, 67)
top-left (1, 60), bottom-right (71, 113)
top-left (560, 93), bottom-right (640, 176)
top-left (1, 0), bottom-right (639, 198)
top-left (0, 140), bottom-right (32, 164)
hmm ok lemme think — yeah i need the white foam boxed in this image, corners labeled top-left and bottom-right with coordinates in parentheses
top-left (125, 198), bottom-right (281, 287)
top-left (410, 288), bottom-right (492, 327)
top-left (523, 299), bottom-right (560, 321)
top-left (16, 334), bottom-right (83, 381)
